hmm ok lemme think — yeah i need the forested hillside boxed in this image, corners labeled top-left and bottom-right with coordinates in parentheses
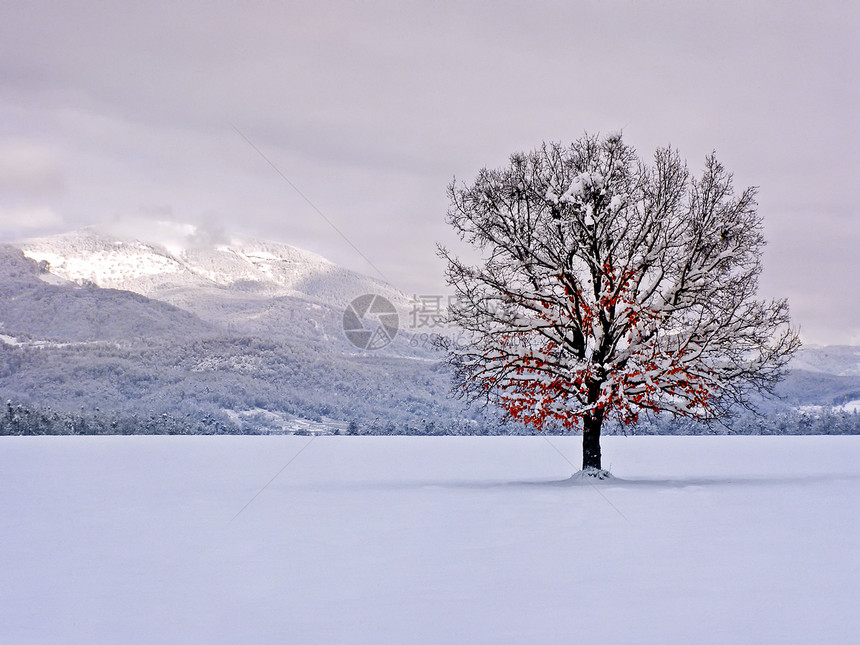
top-left (2, 232), bottom-right (858, 436)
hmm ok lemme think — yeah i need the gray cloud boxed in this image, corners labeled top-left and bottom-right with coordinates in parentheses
top-left (0, 139), bottom-right (64, 196)
top-left (0, 205), bottom-right (62, 232)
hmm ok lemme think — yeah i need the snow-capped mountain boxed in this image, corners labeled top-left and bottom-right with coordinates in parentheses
top-left (17, 224), bottom-right (414, 348)
top-left (19, 224), bottom-right (406, 308)
top-left (0, 245), bottom-right (214, 343)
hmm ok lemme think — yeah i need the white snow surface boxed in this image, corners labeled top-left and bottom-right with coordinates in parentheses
top-left (1, 435), bottom-right (857, 645)
top-left (841, 399), bottom-right (860, 413)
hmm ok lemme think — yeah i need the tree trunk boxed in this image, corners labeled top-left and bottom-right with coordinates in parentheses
top-left (582, 412), bottom-right (602, 471)
top-left (582, 378), bottom-right (604, 471)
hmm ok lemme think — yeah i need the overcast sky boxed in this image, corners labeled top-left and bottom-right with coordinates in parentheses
top-left (1, 1), bottom-right (857, 345)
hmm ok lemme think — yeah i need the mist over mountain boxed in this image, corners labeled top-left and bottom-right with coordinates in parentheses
top-left (1, 226), bottom-right (858, 435)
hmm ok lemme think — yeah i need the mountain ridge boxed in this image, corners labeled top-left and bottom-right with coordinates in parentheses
top-left (2, 225), bottom-right (858, 435)
top-left (19, 225), bottom-right (407, 309)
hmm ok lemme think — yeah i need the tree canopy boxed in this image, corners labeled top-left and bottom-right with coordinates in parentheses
top-left (440, 133), bottom-right (799, 472)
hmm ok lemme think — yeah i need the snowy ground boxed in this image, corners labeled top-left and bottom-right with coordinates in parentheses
top-left (1, 435), bottom-right (858, 645)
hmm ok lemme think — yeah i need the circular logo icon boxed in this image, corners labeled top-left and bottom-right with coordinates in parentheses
top-left (342, 294), bottom-right (399, 350)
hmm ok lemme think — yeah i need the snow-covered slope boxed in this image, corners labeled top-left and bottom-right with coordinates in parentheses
top-left (0, 245), bottom-right (214, 342)
top-left (19, 225), bottom-right (407, 311)
top-left (789, 345), bottom-right (860, 377)
top-left (17, 225), bottom-right (418, 350)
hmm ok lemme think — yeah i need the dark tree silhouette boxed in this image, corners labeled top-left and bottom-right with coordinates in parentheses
top-left (440, 133), bottom-right (799, 475)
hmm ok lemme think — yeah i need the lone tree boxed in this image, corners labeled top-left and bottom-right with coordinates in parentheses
top-left (440, 133), bottom-right (799, 474)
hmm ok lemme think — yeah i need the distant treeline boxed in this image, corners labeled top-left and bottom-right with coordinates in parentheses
top-left (620, 409), bottom-right (860, 436)
top-left (3, 400), bottom-right (858, 436)
top-left (1, 401), bottom-right (244, 436)
top-left (343, 410), bottom-right (860, 436)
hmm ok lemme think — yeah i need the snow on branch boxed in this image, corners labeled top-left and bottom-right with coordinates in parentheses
top-left (439, 133), bottom-right (799, 432)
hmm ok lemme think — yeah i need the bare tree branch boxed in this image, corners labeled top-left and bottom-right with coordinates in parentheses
top-left (439, 133), bottom-right (800, 471)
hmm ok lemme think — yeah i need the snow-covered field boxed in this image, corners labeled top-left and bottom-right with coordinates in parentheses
top-left (2, 435), bottom-right (858, 644)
